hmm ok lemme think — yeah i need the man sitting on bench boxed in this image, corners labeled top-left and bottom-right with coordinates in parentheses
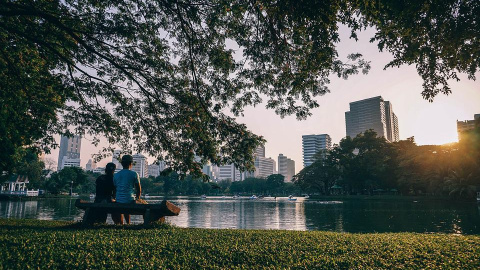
top-left (113, 154), bottom-right (146, 224)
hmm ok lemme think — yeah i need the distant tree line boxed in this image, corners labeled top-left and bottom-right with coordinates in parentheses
top-left (141, 173), bottom-right (300, 196)
top-left (293, 125), bottom-right (480, 201)
top-left (6, 155), bottom-right (301, 196)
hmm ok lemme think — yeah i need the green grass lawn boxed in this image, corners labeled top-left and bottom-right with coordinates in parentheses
top-left (0, 219), bottom-right (478, 269)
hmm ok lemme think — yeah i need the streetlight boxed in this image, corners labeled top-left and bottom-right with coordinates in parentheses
top-left (70, 181), bottom-right (73, 196)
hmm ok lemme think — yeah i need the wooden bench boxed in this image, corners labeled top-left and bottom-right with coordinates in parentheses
top-left (75, 199), bottom-right (180, 226)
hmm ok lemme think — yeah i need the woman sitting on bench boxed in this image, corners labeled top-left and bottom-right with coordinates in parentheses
top-left (94, 162), bottom-right (121, 224)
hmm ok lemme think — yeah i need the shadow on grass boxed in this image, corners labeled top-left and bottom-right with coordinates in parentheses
top-left (0, 218), bottom-right (176, 232)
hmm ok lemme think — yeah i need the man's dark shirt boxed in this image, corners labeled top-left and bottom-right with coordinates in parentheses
top-left (95, 174), bottom-right (114, 203)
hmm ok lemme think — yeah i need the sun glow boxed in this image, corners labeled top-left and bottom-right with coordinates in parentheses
top-left (404, 101), bottom-right (464, 146)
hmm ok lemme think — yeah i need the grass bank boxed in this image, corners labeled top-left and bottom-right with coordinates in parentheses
top-left (0, 219), bottom-right (478, 269)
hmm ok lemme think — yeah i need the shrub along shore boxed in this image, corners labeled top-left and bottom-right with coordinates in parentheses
top-left (1, 219), bottom-right (479, 269)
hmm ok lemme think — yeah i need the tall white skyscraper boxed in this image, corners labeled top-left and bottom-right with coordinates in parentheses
top-left (57, 135), bottom-right (82, 171)
top-left (345, 96), bottom-right (399, 142)
top-left (132, 154), bottom-right (148, 178)
top-left (278, 154), bottom-right (295, 182)
top-left (302, 134), bottom-right (331, 168)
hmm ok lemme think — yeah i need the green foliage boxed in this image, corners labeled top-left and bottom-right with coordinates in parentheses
top-left (44, 167), bottom-right (88, 194)
top-left (2, 1), bottom-right (478, 176)
top-left (146, 173), bottom-right (290, 196)
top-left (0, 219), bottom-right (479, 269)
top-left (266, 174), bottom-right (285, 193)
top-left (294, 128), bottom-right (480, 201)
top-left (7, 148), bottom-right (46, 189)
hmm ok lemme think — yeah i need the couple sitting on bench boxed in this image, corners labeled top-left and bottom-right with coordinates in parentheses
top-left (95, 154), bottom-right (147, 224)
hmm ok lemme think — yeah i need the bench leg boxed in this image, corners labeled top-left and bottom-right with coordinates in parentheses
top-left (82, 208), bottom-right (96, 226)
top-left (144, 209), bottom-right (151, 225)
top-left (143, 210), bottom-right (165, 226)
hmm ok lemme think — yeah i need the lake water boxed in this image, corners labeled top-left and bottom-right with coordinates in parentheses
top-left (1, 196), bottom-right (479, 234)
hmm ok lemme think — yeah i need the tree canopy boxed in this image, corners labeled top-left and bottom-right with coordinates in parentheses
top-left (1, 0), bottom-right (478, 176)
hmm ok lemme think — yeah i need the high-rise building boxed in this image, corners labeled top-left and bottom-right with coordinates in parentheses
top-left (249, 144), bottom-right (275, 178)
top-left (345, 96), bottom-right (399, 142)
top-left (254, 157), bottom-right (276, 178)
top-left (57, 135), bottom-right (82, 171)
top-left (112, 150), bottom-right (122, 167)
top-left (217, 164), bottom-right (244, 181)
top-left (457, 114), bottom-right (480, 141)
top-left (147, 161), bottom-right (167, 177)
top-left (85, 159), bottom-right (97, 171)
top-left (278, 154), bottom-right (295, 182)
top-left (132, 154), bottom-right (148, 178)
top-left (254, 145), bottom-right (265, 158)
top-left (302, 134), bottom-right (331, 168)
top-left (148, 164), bottom-right (160, 178)
top-left (202, 163), bottom-right (217, 180)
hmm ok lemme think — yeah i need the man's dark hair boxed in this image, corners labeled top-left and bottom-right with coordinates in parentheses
top-left (121, 155), bottom-right (133, 168)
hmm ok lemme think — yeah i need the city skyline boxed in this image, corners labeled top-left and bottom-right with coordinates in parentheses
top-left (45, 26), bottom-right (480, 174)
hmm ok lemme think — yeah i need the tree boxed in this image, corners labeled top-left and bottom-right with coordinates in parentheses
top-left (443, 168), bottom-right (477, 201)
top-left (1, 0), bottom-right (478, 176)
top-left (293, 149), bottom-right (340, 195)
top-left (12, 149), bottom-right (45, 189)
top-left (350, 130), bottom-right (396, 193)
top-left (266, 174), bottom-right (285, 194)
top-left (44, 167), bottom-right (87, 194)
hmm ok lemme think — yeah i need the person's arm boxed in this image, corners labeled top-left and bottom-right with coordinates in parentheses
top-left (112, 176), bottom-right (117, 201)
top-left (135, 182), bottom-right (141, 200)
top-left (134, 173), bottom-right (141, 200)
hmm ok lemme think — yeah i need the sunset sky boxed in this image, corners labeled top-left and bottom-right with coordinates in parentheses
top-left (46, 26), bottom-right (480, 173)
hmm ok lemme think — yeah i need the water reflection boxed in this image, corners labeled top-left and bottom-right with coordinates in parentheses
top-left (0, 197), bottom-right (479, 234)
top-left (163, 197), bottom-right (307, 230)
top-left (0, 198), bottom-right (85, 222)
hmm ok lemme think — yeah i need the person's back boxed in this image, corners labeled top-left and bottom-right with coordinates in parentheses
top-left (95, 174), bottom-right (114, 203)
top-left (113, 154), bottom-right (142, 224)
top-left (113, 169), bottom-right (140, 203)
top-left (93, 162), bottom-right (121, 224)
top-left (95, 162), bottom-right (116, 203)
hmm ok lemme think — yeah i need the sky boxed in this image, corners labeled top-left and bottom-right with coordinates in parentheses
top-left (46, 26), bottom-right (480, 174)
